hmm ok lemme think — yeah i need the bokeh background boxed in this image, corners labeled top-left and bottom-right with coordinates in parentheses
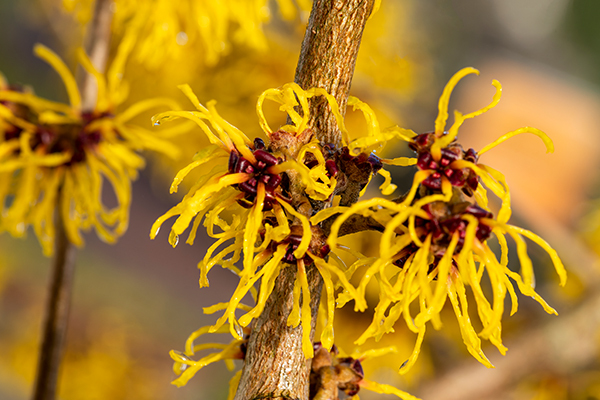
top-left (2, 0), bottom-right (600, 399)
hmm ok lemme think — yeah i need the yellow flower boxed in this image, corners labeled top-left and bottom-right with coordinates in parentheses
top-left (0, 38), bottom-right (180, 255)
top-left (323, 67), bottom-right (566, 372)
top-left (64, 0), bottom-right (311, 68)
top-left (151, 83), bottom-right (382, 362)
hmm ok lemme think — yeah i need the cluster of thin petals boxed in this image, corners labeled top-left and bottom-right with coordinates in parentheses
top-left (0, 32), bottom-right (181, 255)
top-left (151, 83), bottom-right (383, 360)
top-left (64, 0), bottom-right (312, 68)
top-left (322, 67), bottom-right (567, 371)
top-left (154, 67), bottom-right (566, 392)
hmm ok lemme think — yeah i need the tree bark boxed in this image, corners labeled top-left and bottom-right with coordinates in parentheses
top-left (294, 0), bottom-right (375, 148)
top-left (234, 1), bottom-right (375, 399)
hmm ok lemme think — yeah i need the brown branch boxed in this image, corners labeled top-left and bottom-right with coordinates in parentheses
top-left (235, 265), bottom-right (323, 400)
top-left (31, 2), bottom-right (113, 399)
top-left (234, 1), bottom-right (375, 399)
top-left (294, 0), bottom-right (374, 148)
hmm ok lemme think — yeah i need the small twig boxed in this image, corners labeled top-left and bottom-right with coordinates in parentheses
top-left (31, 1), bottom-right (113, 399)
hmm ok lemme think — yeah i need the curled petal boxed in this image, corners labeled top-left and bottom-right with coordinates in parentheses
top-left (34, 44), bottom-right (81, 109)
top-left (434, 67), bottom-right (479, 137)
top-left (478, 126), bottom-right (554, 156)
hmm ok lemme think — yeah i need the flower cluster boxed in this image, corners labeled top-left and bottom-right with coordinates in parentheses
top-left (393, 202), bottom-right (493, 268)
top-left (228, 138), bottom-right (284, 210)
top-left (325, 67), bottom-right (566, 371)
top-left (153, 67), bottom-right (565, 395)
top-left (410, 132), bottom-right (479, 195)
top-left (0, 36), bottom-right (180, 255)
top-left (151, 83), bottom-right (378, 361)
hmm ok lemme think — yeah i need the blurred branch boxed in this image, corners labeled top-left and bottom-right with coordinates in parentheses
top-left (321, 214), bottom-right (385, 237)
top-left (31, 192), bottom-right (77, 400)
top-left (417, 281), bottom-right (600, 400)
top-left (31, 1), bottom-right (113, 399)
top-left (80, 0), bottom-right (113, 110)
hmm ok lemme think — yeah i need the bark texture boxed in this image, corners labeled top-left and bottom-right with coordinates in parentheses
top-left (234, 1), bottom-right (375, 399)
top-left (235, 266), bottom-right (323, 400)
top-left (294, 0), bottom-right (375, 148)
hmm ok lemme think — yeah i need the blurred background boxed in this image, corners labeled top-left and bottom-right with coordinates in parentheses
top-left (1, 0), bottom-right (600, 399)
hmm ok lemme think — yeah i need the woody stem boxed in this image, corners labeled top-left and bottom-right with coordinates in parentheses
top-left (30, 1), bottom-right (112, 399)
top-left (31, 187), bottom-right (77, 400)
top-left (233, 1), bottom-right (375, 400)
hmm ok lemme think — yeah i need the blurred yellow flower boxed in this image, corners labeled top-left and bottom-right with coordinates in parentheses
top-left (0, 38), bottom-right (180, 255)
top-left (64, 0), bottom-right (311, 68)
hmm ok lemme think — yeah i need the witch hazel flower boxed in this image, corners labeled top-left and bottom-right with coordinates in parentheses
top-left (0, 36), bottom-right (180, 255)
top-left (65, 0), bottom-right (311, 69)
top-left (151, 83), bottom-right (374, 359)
top-left (322, 67), bottom-right (566, 372)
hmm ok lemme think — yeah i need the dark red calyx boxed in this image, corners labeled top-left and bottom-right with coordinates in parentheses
top-left (410, 131), bottom-right (482, 194)
top-left (417, 152), bottom-right (438, 170)
top-left (393, 201), bottom-right (495, 271)
top-left (338, 357), bottom-right (364, 379)
top-left (422, 172), bottom-right (442, 190)
top-left (464, 148), bottom-right (478, 163)
top-left (409, 132), bottom-right (435, 153)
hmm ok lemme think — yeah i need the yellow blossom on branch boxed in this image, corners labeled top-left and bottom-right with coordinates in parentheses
top-left (150, 83), bottom-right (384, 359)
top-left (322, 67), bottom-right (566, 372)
top-left (152, 69), bottom-right (566, 395)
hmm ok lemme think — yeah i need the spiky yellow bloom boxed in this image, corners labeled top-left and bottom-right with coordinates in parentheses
top-left (64, 0), bottom-right (311, 68)
top-left (151, 83), bottom-right (388, 364)
top-left (0, 38), bottom-right (180, 255)
top-left (322, 67), bottom-right (566, 371)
